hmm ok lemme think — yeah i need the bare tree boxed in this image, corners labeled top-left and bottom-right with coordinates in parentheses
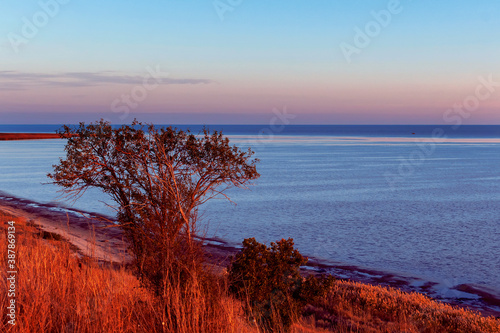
top-left (48, 119), bottom-right (259, 295)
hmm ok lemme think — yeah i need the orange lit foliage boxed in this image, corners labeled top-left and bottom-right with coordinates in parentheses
top-left (305, 280), bottom-right (500, 332)
top-left (0, 213), bottom-right (256, 333)
top-left (48, 120), bottom-right (259, 299)
top-left (1, 211), bottom-right (498, 332)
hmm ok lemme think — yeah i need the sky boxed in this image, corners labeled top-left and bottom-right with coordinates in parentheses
top-left (0, 0), bottom-right (499, 124)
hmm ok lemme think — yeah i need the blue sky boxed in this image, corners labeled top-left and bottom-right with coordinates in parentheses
top-left (0, 0), bottom-right (499, 124)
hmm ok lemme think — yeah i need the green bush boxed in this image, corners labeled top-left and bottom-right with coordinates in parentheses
top-left (228, 237), bottom-right (335, 331)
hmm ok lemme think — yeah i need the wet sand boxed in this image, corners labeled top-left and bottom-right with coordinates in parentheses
top-left (0, 193), bottom-right (238, 268)
top-left (0, 193), bottom-right (498, 318)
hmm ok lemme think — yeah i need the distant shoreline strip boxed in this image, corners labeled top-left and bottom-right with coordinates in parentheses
top-left (0, 133), bottom-right (61, 141)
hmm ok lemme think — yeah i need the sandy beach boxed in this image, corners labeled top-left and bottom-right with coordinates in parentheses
top-left (0, 194), bottom-right (129, 264)
top-left (0, 193), bottom-right (240, 268)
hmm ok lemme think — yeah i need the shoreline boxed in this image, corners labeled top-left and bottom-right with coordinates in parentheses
top-left (0, 133), bottom-right (62, 140)
top-left (0, 192), bottom-right (499, 318)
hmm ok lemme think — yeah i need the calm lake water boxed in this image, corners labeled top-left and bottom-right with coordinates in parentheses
top-left (1, 125), bottom-right (499, 293)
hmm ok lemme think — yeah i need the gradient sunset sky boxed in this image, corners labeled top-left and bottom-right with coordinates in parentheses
top-left (1, 0), bottom-right (499, 124)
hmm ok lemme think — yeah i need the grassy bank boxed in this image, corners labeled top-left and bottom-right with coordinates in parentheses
top-left (304, 281), bottom-right (500, 332)
top-left (0, 211), bottom-right (258, 332)
top-left (1, 211), bottom-right (499, 332)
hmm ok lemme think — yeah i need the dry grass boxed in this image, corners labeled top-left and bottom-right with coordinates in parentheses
top-left (0, 212), bottom-right (257, 333)
top-left (304, 280), bottom-right (500, 332)
top-left (1, 209), bottom-right (499, 332)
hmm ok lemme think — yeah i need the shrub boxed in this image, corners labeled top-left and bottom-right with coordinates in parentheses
top-left (228, 238), bottom-right (335, 331)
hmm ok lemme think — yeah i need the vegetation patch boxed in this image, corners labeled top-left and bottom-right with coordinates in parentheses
top-left (228, 237), bottom-right (335, 331)
top-left (36, 230), bottom-right (64, 241)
